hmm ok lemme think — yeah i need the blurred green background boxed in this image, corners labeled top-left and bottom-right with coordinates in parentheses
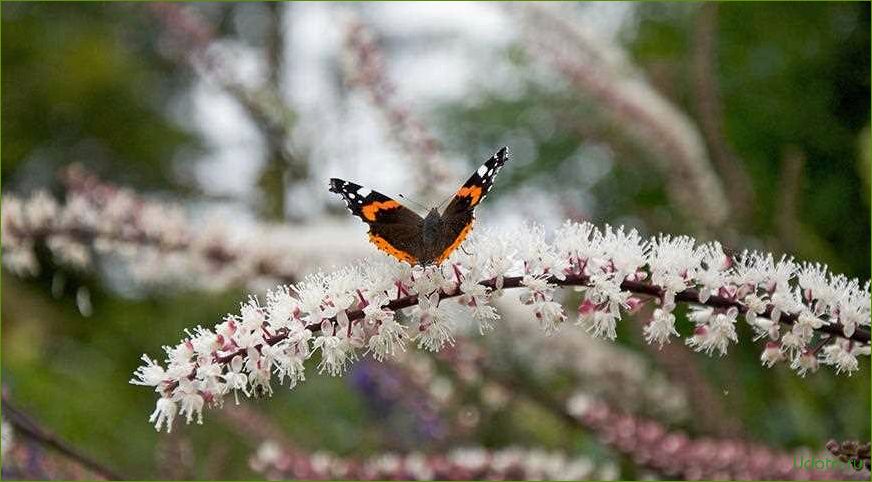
top-left (2, 2), bottom-right (869, 479)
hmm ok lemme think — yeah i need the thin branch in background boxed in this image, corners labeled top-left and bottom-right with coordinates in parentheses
top-left (2, 169), bottom-right (366, 291)
top-left (343, 21), bottom-right (456, 202)
top-left (1, 170), bottom-right (293, 289)
top-left (692, 2), bottom-right (756, 226)
top-left (630, 308), bottom-right (745, 438)
top-left (566, 395), bottom-right (867, 480)
top-left (154, 426), bottom-right (195, 480)
top-left (2, 392), bottom-right (125, 480)
top-left (514, 4), bottom-right (731, 235)
top-left (776, 146), bottom-right (806, 253)
top-left (222, 404), bottom-right (608, 481)
top-left (436, 341), bottom-right (864, 481)
top-left (491, 298), bottom-right (690, 422)
top-left (149, 3), bottom-right (308, 220)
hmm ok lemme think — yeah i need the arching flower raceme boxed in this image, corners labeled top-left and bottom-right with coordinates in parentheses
top-left (131, 222), bottom-right (870, 431)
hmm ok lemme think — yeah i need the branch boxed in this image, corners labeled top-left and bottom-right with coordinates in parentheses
top-left (2, 393), bottom-right (125, 480)
top-left (220, 404), bottom-right (611, 480)
top-left (148, 3), bottom-right (307, 220)
top-left (692, 3), bottom-right (756, 225)
top-left (435, 341), bottom-right (863, 480)
top-left (133, 222), bottom-right (869, 432)
top-left (514, 4), bottom-right (731, 233)
top-left (343, 21), bottom-right (456, 201)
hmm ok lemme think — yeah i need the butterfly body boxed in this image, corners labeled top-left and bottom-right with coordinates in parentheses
top-left (330, 147), bottom-right (509, 266)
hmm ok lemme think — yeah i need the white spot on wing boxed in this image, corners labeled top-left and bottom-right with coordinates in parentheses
top-left (477, 164), bottom-right (488, 176)
top-left (358, 187), bottom-right (372, 197)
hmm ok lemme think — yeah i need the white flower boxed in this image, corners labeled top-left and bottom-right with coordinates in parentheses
top-left (267, 286), bottom-right (301, 330)
top-left (790, 349), bottom-right (819, 377)
top-left (647, 235), bottom-right (701, 299)
top-left (223, 356), bottom-right (249, 404)
top-left (835, 279), bottom-right (870, 338)
top-left (513, 224), bottom-right (567, 277)
top-left (685, 308), bottom-right (738, 356)
top-left (585, 309), bottom-right (618, 340)
top-left (743, 294), bottom-right (768, 324)
top-left (599, 225), bottom-right (646, 278)
top-left (129, 354), bottom-right (168, 387)
top-left (366, 316), bottom-right (407, 361)
top-left (760, 341), bottom-right (784, 368)
top-left (248, 365), bottom-right (273, 396)
top-left (534, 300), bottom-right (566, 334)
top-left (271, 348), bottom-right (306, 389)
top-left (798, 263), bottom-right (834, 310)
top-left (313, 334), bottom-right (355, 376)
top-left (414, 292), bottom-right (454, 351)
top-left (148, 397), bottom-right (178, 432)
top-left (553, 220), bottom-right (599, 274)
top-left (687, 306), bottom-right (715, 325)
top-left (458, 278), bottom-right (500, 334)
top-left (644, 308), bottom-right (678, 347)
top-left (696, 242), bottom-right (729, 302)
top-left (820, 341), bottom-right (859, 376)
top-left (173, 378), bottom-right (205, 425)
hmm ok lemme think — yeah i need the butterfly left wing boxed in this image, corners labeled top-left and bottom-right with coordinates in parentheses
top-left (329, 178), bottom-right (424, 265)
top-left (434, 147), bottom-right (510, 263)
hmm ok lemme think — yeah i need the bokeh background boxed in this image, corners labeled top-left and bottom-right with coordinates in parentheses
top-left (1, 2), bottom-right (869, 479)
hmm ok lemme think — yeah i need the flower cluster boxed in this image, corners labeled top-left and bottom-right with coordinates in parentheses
top-left (131, 221), bottom-right (869, 432)
top-left (514, 3), bottom-right (729, 231)
top-left (1, 174), bottom-right (367, 291)
top-left (566, 393), bottom-right (866, 480)
top-left (343, 21), bottom-right (455, 200)
top-left (250, 441), bottom-right (614, 481)
top-left (488, 298), bottom-right (689, 421)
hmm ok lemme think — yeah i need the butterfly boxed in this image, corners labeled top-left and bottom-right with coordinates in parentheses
top-left (329, 146), bottom-right (509, 266)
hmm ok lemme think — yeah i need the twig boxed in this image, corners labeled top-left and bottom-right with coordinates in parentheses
top-left (202, 272), bottom-right (868, 380)
top-left (148, 3), bottom-right (307, 220)
top-left (775, 146), bottom-right (806, 253)
top-left (343, 21), bottom-right (455, 201)
top-left (2, 393), bottom-right (126, 480)
top-left (692, 3), bottom-right (756, 226)
top-left (438, 341), bottom-right (862, 480)
top-left (515, 3), bottom-right (731, 234)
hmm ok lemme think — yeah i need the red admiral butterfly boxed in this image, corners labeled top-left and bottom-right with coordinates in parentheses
top-left (330, 147), bottom-right (509, 265)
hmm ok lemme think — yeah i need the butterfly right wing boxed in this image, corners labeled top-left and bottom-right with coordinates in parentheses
top-left (329, 178), bottom-right (424, 265)
top-left (433, 147), bottom-right (510, 264)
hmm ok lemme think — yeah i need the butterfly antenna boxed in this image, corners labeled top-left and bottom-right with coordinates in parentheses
top-left (397, 193), bottom-right (429, 211)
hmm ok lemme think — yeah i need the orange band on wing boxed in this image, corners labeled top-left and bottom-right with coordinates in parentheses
top-left (435, 220), bottom-right (474, 264)
top-left (368, 233), bottom-right (417, 265)
top-left (457, 185), bottom-right (483, 206)
top-left (362, 200), bottom-right (401, 221)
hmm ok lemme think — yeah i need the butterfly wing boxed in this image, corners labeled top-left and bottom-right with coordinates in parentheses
top-left (434, 147), bottom-right (510, 263)
top-left (329, 178), bottom-right (424, 265)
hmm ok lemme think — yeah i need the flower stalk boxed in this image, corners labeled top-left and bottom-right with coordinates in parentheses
top-left (132, 222), bottom-right (870, 432)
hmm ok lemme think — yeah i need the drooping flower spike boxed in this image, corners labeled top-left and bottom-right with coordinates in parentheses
top-left (131, 222), bottom-right (870, 432)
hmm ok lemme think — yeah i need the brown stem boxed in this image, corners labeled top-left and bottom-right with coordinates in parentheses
top-left (2, 393), bottom-right (126, 480)
top-left (692, 3), bottom-right (756, 225)
top-left (775, 146), bottom-right (805, 253)
top-left (207, 273), bottom-right (869, 372)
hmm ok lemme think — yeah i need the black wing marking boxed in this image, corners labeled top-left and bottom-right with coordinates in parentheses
top-left (329, 178), bottom-right (424, 264)
top-left (442, 146), bottom-right (510, 216)
top-left (433, 146), bottom-right (509, 263)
